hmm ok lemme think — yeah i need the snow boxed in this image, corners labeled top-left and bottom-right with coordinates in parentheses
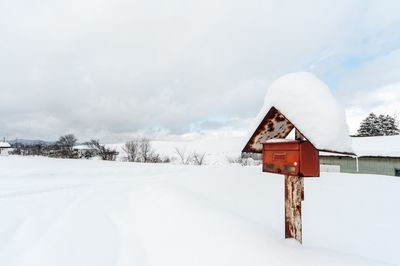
top-left (73, 144), bottom-right (94, 150)
top-left (265, 138), bottom-right (298, 143)
top-left (1, 156), bottom-right (399, 265)
top-left (249, 72), bottom-right (353, 154)
top-left (352, 135), bottom-right (400, 157)
top-left (0, 142), bottom-right (11, 148)
top-left (320, 135), bottom-right (400, 158)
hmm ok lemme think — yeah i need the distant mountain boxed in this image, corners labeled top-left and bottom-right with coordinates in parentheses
top-left (8, 139), bottom-right (55, 145)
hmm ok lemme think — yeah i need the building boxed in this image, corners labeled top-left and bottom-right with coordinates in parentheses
top-left (0, 141), bottom-right (11, 156)
top-left (320, 135), bottom-right (400, 176)
top-left (73, 145), bottom-right (98, 159)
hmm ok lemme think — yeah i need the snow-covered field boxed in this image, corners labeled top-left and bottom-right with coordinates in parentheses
top-left (1, 156), bottom-right (399, 266)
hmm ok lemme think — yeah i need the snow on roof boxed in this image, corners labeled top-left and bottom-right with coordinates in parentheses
top-left (264, 138), bottom-right (298, 143)
top-left (244, 72), bottom-right (353, 154)
top-left (0, 142), bottom-right (11, 148)
top-left (73, 145), bottom-right (96, 150)
top-left (321, 135), bottom-right (400, 158)
top-left (354, 135), bottom-right (400, 157)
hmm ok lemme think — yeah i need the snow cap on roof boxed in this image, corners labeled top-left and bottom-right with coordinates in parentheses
top-left (244, 72), bottom-right (353, 154)
top-left (0, 142), bottom-right (11, 148)
top-left (321, 135), bottom-right (400, 158)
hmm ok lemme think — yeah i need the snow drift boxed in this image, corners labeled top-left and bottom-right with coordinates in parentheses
top-left (1, 156), bottom-right (399, 265)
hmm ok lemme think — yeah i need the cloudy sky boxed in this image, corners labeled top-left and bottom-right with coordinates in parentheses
top-left (1, 0), bottom-right (399, 142)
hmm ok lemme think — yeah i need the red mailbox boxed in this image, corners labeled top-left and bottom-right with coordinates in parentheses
top-left (262, 140), bottom-right (319, 177)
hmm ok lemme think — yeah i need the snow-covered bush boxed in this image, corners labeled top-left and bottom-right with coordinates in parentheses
top-left (227, 153), bottom-right (261, 166)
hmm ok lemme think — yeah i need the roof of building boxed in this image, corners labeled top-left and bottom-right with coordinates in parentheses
top-left (73, 145), bottom-right (97, 150)
top-left (320, 135), bottom-right (400, 158)
top-left (0, 142), bottom-right (11, 148)
top-left (243, 72), bottom-right (353, 155)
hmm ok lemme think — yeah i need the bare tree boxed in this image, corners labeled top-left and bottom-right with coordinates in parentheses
top-left (192, 152), bottom-right (206, 165)
top-left (123, 140), bottom-right (140, 162)
top-left (56, 134), bottom-right (77, 148)
top-left (56, 134), bottom-right (77, 158)
top-left (87, 139), bottom-right (118, 161)
top-left (174, 147), bottom-right (192, 165)
top-left (139, 138), bottom-right (152, 162)
top-left (174, 147), bottom-right (207, 165)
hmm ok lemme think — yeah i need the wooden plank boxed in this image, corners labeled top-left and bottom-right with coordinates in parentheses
top-left (284, 174), bottom-right (304, 243)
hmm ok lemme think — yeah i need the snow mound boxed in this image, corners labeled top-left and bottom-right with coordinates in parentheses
top-left (0, 156), bottom-right (398, 265)
top-left (253, 72), bottom-right (353, 154)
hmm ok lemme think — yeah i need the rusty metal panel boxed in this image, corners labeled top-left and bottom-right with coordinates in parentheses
top-left (243, 107), bottom-right (294, 153)
top-left (263, 140), bottom-right (299, 151)
top-left (299, 141), bottom-right (320, 177)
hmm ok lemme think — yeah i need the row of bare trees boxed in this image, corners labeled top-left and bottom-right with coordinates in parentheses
top-left (11, 134), bottom-right (210, 165)
top-left (123, 138), bottom-right (171, 163)
top-left (11, 134), bottom-right (80, 158)
top-left (10, 134), bottom-right (119, 161)
top-left (123, 139), bottom-right (207, 165)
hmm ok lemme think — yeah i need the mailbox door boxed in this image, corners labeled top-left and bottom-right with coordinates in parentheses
top-left (262, 142), bottom-right (300, 175)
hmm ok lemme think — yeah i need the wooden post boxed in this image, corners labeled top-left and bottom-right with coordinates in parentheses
top-left (284, 175), bottom-right (304, 243)
top-left (285, 130), bottom-right (305, 243)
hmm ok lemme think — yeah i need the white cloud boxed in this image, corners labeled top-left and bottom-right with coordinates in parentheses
top-left (0, 0), bottom-right (400, 141)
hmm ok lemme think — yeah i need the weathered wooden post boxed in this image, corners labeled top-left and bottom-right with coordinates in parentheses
top-left (285, 174), bottom-right (304, 242)
top-left (284, 130), bottom-right (305, 243)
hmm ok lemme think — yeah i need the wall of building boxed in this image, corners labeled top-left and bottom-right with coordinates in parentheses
top-left (0, 148), bottom-right (10, 156)
top-left (320, 164), bottom-right (341, 172)
top-left (320, 156), bottom-right (400, 176)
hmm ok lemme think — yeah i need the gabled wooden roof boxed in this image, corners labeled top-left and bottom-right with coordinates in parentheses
top-left (242, 107), bottom-right (294, 153)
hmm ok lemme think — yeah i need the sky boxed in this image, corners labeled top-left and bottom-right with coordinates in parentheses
top-left (0, 0), bottom-right (399, 142)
